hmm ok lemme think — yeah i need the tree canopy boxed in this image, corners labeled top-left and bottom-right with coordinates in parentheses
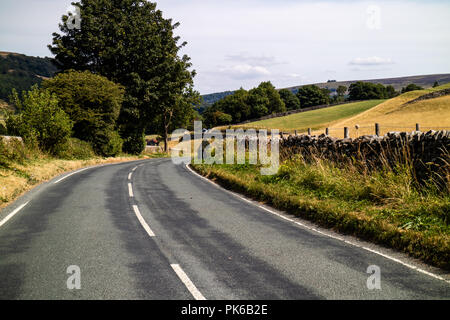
top-left (278, 89), bottom-right (301, 110)
top-left (48, 0), bottom-right (198, 153)
top-left (296, 85), bottom-right (330, 108)
top-left (43, 70), bottom-right (125, 156)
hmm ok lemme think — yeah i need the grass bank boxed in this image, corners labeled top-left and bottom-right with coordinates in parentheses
top-left (0, 138), bottom-right (168, 210)
top-left (192, 157), bottom-right (450, 270)
top-left (234, 100), bottom-right (385, 132)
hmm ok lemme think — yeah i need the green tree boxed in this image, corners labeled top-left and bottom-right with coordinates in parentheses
top-left (433, 81), bottom-right (439, 88)
top-left (6, 86), bottom-right (72, 154)
top-left (48, 0), bottom-right (197, 154)
top-left (278, 89), bottom-right (300, 110)
top-left (337, 85), bottom-right (347, 98)
top-left (43, 70), bottom-right (124, 156)
top-left (296, 85), bottom-right (330, 108)
top-left (256, 81), bottom-right (286, 114)
top-left (401, 83), bottom-right (423, 93)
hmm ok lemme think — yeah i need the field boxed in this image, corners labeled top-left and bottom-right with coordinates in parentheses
top-left (329, 83), bottom-right (450, 138)
top-left (234, 100), bottom-right (385, 132)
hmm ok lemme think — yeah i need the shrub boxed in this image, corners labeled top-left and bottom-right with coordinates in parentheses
top-left (94, 130), bottom-right (123, 157)
top-left (55, 138), bottom-right (96, 160)
top-left (6, 86), bottom-right (72, 154)
top-left (0, 137), bottom-right (39, 168)
top-left (0, 122), bottom-right (7, 135)
top-left (43, 70), bottom-right (124, 156)
top-left (122, 131), bottom-right (145, 155)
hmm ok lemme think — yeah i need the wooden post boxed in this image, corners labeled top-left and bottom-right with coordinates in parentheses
top-left (375, 123), bottom-right (380, 136)
top-left (325, 128), bottom-right (329, 136)
top-left (308, 128), bottom-right (311, 135)
top-left (294, 130), bottom-right (297, 136)
top-left (415, 123), bottom-right (420, 131)
top-left (344, 127), bottom-right (349, 139)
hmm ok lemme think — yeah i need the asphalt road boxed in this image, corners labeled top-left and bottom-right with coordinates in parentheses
top-left (0, 158), bottom-right (449, 299)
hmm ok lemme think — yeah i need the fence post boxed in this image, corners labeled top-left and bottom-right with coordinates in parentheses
top-left (325, 128), bottom-right (329, 136)
top-left (416, 123), bottom-right (420, 131)
top-left (294, 130), bottom-right (297, 136)
top-left (344, 127), bottom-right (349, 139)
top-left (375, 123), bottom-right (380, 136)
top-left (308, 128), bottom-right (311, 135)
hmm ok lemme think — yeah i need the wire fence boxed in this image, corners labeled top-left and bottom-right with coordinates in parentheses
top-left (288, 123), bottom-right (450, 139)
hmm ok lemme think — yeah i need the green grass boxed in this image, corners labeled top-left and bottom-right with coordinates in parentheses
top-left (238, 100), bottom-right (386, 132)
top-left (192, 156), bottom-right (450, 270)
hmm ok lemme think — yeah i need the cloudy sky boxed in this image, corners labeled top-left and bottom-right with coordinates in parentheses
top-left (1, 0), bottom-right (449, 94)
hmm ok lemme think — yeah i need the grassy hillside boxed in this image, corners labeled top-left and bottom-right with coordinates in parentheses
top-left (0, 51), bottom-right (58, 102)
top-left (330, 83), bottom-right (450, 137)
top-left (234, 100), bottom-right (385, 132)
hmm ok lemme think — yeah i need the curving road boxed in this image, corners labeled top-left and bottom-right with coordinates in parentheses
top-left (0, 158), bottom-right (448, 299)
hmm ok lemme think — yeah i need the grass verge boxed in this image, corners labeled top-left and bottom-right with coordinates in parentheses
top-left (192, 158), bottom-right (450, 270)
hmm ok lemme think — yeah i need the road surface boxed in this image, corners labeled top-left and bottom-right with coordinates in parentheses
top-left (0, 158), bottom-right (448, 299)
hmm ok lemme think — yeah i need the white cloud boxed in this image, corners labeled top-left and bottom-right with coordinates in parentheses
top-left (219, 64), bottom-right (270, 80)
top-left (349, 56), bottom-right (394, 66)
top-left (225, 53), bottom-right (284, 67)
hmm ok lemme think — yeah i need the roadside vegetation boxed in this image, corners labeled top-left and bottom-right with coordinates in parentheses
top-left (192, 151), bottom-right (450, 270)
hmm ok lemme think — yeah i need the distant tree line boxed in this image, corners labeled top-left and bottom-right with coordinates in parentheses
top-left (203, 79), bottom-right (430, 127)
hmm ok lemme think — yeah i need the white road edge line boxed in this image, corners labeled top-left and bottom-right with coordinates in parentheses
top-left (0, 202), bottom-right (29, 228)
top-left (185, 164), bottom-right (450, 284)
top-left (131, 166), bottom-right (138, 172)
top-left (132, 205), bottom-right (155, 237)
top-left (128, 183), bottom-right (134, 197)
top-left (171, 264), bottom-right (206, 300)
top-left (128, 172), bottom-right (133, 180)
top-left (53, 167), bottom-right (91, 184)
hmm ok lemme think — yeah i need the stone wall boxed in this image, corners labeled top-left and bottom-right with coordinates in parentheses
top-left (280, 130), bottom-right (450, 186)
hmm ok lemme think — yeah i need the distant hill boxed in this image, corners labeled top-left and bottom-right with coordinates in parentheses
top-left (284, 73), bottom-right (450, 93)
top-left (200, 73), bottom-right (450, 109)
top-left (199, 90), bottom-right (235, 113)
top-left (0, 51), bottom-right (58, 102)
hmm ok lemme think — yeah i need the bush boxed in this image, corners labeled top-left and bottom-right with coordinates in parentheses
top-left (0, 137), bottom-right (38, 168)
top-left (6, 86), bottom-right (72, 154)
top-left (122, 131), bottom-right (145, 155)
top-left (43, 70), bottom-right (124, 156)
top-left (55, 138), bottom-right (96, 160)
top-left (0, 122), bottom-right (7, 135)
top-left (94, 130), bottom-right (123, 157)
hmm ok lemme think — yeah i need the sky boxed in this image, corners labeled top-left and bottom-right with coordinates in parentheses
top-left (1, 0), bottom-right (449, 94)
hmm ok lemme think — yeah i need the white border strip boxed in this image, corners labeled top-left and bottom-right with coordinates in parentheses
top-left (53, 167), bottom-right (91, 184)
top-left (171, 264), bottom-right (206, 300)
top-left (0, 202), bottom-right (29, 228)
top-left (128, 183), bottom-right (134, 197)
top-left (185, 164), bottom-right (450, 284)
top-left (132, 205), bottom-right (155, 237)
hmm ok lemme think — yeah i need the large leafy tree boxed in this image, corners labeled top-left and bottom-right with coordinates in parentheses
top-left (48, 0), bottom-right (197, 153)
top-left (296, 85), bottom-right (330, 108)
top-left (278, 89), bottom-right (300, 110)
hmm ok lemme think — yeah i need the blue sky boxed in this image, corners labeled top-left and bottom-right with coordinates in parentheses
top-left (1, 0), bottom-right (449, 94)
